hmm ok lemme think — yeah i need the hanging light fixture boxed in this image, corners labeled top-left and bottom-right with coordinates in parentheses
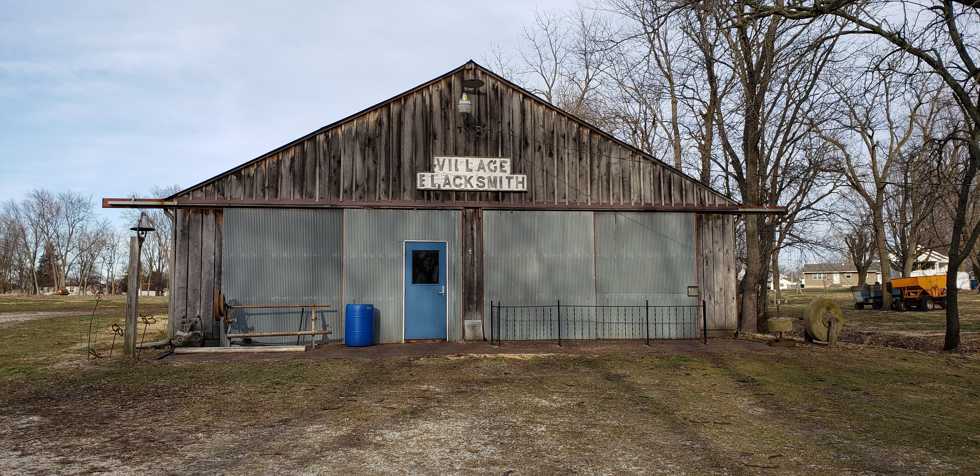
top-left (458, 92), bottom-right (473, 114)
top-left (129, 212), bottom-right (155, 243)
top-left (458, 78), bottom-right (484, 115)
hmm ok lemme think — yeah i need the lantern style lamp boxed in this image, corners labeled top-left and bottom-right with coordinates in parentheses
top-left (130, 212), bottom-right (155, 245)
top-left (458, 78), bottom-right (484, 115)
top-left (458, 92), bottom-right (473, 114)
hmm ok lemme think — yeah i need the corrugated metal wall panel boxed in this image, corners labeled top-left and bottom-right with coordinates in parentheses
top-left (595, 212), bottom-right (697, 337)
top-left (221, 209), bottom-right (343, 345)
top-left (343, 209), bottom-right (462, 343)
top-left (483, 211), bottom-right (596, 339)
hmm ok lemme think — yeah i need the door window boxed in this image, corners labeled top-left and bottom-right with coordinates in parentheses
top-left (411, 250), bottom-right (440, 284)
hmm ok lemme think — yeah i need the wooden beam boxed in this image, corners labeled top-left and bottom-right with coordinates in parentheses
top-left (103, 197), bottom-right (786, 215)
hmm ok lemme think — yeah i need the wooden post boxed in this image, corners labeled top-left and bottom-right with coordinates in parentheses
top-left (828, 318), bottom-right (837, 348)
top-left (124, 236), bottom-right (139, 357)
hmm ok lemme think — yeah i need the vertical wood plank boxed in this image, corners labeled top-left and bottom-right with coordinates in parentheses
top-left (341, 123), bottom-right (354, 201)
top-left (173, 209), bottom-right (189, 332)
top-left (400, 96), bottom-right (415, 200)
top-left (280, 149), bottom-right (294, 199)
top-left (461, 208), bottom-right (484, 324)
top-left (304, 140), bottom-right (316, 200)
top-left (328, 128), bottom-right (342, 200)
top-left (213, 209), bottom-right (223, 333)
top-left (186, 210), bottom-right (203, 331)
top-left (199, 209), bottom-right (215, 336)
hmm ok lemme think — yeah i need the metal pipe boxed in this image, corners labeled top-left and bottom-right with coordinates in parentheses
top-left (226, 304), bottom-right (332, 309)
top-left (175, 345), bottom-right (306, 354)
top-left (226, 330), bottom-right (333, 338)
top-left (136, 338), bottom-right (171, 349)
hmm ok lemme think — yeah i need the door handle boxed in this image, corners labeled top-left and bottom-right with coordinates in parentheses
top-left (438, 286), bottom-right (446, 296)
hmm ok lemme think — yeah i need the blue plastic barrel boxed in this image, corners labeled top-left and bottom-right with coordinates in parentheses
top-left (344, 304), bottom-right (375, 347)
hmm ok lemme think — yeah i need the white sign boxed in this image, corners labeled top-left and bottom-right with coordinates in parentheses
top-left (417, 157), bottom-right (527, 192)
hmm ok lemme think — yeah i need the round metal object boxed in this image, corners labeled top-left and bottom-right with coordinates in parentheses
top-left (462, 78), bottom-right (485, 89)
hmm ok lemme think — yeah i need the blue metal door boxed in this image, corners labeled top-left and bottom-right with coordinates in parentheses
top-left (404, 242), bottom-right (447, 340)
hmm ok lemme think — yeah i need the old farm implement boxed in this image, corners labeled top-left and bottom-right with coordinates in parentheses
top-left (890, 275), bottom-right (947, 311)
top-left (850, 284), bottom-right (884, 310)
top-left (850, 276), bottom-right (947, 311)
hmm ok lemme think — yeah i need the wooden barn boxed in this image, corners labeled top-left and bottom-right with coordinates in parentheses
top-left (106, 61), bottom-right (753, 347)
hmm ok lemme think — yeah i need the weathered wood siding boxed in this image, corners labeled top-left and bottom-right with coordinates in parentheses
top-left (172, 209), bottom-right (223, 339)
top-left (174, 63), bottom-right (731, 210)
top-left (168, 62), bottom-right (739, 339)
top-left (698, 214), bottom-right (737, 333)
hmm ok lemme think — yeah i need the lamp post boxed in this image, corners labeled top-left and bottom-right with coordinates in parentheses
top-left (124, 212), bottom-right (154, 357)
top-left (458, 77), bottom-right (484, 134)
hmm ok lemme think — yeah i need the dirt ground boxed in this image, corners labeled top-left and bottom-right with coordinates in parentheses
top-left (2, 295), bottom-right (980, 474)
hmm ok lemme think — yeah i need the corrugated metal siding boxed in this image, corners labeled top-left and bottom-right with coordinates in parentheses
top-left (594, 213), bottom-right (696, 305)
top-left (221, 209), bottom-right (343, 345)
top-left (595, 212), bottom-right (697, 338)
top-left (483, 211), bottom-right (596, 339)
top-left (484, 211), bottom-right (698, 340)
top-left (343, 209), bottom-right (462, 343)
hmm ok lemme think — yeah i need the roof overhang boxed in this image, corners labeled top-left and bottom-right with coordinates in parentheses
top-left (103, 197), bottom-right (786, 215)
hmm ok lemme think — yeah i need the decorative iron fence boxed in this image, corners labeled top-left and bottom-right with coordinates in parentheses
top-left (489, 301), bottom-right (707, 346)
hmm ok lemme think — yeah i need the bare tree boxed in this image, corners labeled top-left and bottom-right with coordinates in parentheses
top-left (886, 140), bottom-right (945, 277)
top-left (515, 9), bottom-right (612, 123)
top-left (608, 0), bottom-right (688, 168)
top-left (100, 231), bottom-right (124, 295)
top-left (813, 64), bottom-right (937, 308)
top-left (14, 191), bottom-right (59, 294)
top-left (505, 2), bottom-right (846, 332)
top-left (753, 0), bottom-right (980, 350)
top-left (701, 3), bottom-right (846, 332)
top-left (75, 224), bottom-right (110, 294)
top-left (836, 200), bottom-right (877, 285)
top-left (43, 191), bottom-right (94, 292)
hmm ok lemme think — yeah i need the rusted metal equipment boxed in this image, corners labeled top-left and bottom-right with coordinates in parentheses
top-left (108, 323), bottom-right (125, 358)
top-left (222, 303), bottom-right (333, 346)
top-left (889, 275), bottom-right (947, 311)
top-left (850, 284), bottom-right (883, 310)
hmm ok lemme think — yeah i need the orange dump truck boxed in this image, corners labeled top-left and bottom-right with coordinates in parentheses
top-left (889, 275), bottom-right (947, 311)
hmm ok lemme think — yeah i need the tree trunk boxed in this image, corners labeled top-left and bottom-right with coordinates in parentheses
top-left (943, 138), bottom-right (980, 350)
top-left (857, 269), bottom-right (868, 286)
top-left (872, 206), bottom-right (892, 309)
top-left (945, 264), bottom-right (960, 351)
top-left (741, 214), bottom-right (763, 333)
top-left (670, 94), bottom-right (683, 170)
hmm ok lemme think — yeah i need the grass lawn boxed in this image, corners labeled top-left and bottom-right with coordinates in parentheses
top-left (774, 288), bottom-right (980, 352)
top-left (2, 295), bottom-right (980, 474)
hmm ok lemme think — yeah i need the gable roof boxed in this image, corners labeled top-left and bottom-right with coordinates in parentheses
top-left (166, 60), bottom-right (736, 206)
top-left (802, 262), bottom-right (883, 273)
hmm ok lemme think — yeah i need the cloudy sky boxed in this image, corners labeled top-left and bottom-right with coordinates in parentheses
top-left (0, 0), bottom-right (569, 219)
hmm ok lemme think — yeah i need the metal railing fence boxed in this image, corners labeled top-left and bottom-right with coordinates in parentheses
top-left (489, 300), bottom-right (707, 346)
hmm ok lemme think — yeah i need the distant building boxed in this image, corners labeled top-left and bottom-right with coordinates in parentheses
top-left (767, 274), bottom-right (799, 290)
top-left (801, 263), bottom-right (884, 289)
top-left (894, 250), bottom-right (972, 289)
